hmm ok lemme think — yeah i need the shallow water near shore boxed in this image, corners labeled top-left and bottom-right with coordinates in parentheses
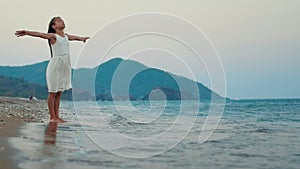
top-left (9, 99), bottom-right (300, 169)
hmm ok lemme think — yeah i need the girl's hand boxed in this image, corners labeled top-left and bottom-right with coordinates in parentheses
top-left (82, 37), bottom-right (89, 43)
top-left (15, 30), bottom-right (27, 37)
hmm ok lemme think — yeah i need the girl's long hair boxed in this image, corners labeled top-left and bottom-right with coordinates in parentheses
top-left (47, 17), bottom-right (59, 57)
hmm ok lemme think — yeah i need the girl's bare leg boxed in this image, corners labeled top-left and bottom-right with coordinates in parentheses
top-left (54, 91), bottom-right (66, 122)
top-left (54, 91), bottom-right (61, 118)
top-left (48, 92), bottom-right (57, 121)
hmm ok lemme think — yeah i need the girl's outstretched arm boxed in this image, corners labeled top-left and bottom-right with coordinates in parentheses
top-left (67, 34), bottom-right (89, 43)
top-left (15, 30), bottom-right (56, 41)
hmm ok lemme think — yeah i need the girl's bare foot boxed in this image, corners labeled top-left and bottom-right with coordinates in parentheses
top-left (50, 118), bottom-right (60, 123)
top-left (57, 117), bottom-right (67, 123)
top-left (50, 118), bottom-right (66, 123)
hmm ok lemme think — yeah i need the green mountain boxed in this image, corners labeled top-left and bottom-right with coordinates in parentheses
top-left (0, 61), bottom-right (48, 86)
top-left (0, 58), bottom-right (225, 101)
top-left (0, 76), bottom-right (48, 99)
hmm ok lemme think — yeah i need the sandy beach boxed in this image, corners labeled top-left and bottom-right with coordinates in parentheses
top-left (0, 96), bottom-right (48, 169)
top-left (0, 97), bottom-right (299, 169)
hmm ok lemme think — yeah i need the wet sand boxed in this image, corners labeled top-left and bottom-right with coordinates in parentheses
top-left (0, 97), bottom-right (48, 169)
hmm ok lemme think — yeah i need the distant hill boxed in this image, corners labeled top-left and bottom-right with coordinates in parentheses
top-left (0, 61), bottom-right (48, 86)
top-left (0, 58), bottom-right (225, 101)
top-left (0, 76), bottom-right (92, 100)
top-left (0, 76), bottom-right (48, 99)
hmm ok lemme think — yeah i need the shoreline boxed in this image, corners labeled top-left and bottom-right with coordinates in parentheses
top-left (0, 96), bottom-right (49, 169)
top-left (0, 97), bottom-right (298, 169)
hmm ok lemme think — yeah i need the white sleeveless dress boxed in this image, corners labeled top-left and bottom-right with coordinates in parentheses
top-left (46, 34), bottom-right (72, 93)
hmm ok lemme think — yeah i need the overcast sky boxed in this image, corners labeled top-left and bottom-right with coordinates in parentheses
top-left (0, 0), bottom-right (299, 99)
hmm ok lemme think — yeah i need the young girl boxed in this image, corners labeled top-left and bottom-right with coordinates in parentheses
top-left (15, 16), bottom-right (89, 123)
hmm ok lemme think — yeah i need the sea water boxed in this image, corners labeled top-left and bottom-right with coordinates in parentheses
top-left (9, 99), bottom-right (300, 169)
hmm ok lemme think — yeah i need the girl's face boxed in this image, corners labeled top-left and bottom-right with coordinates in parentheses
top-left (52, 17), bottom-right (65, 30)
